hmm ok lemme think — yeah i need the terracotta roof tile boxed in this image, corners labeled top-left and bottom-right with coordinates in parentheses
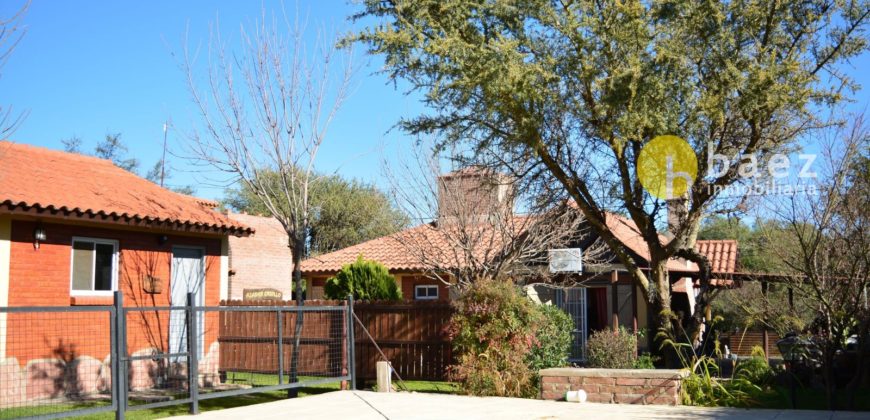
top-left (301, 212), bottom-right (725, 275)
top-left (0, 141), bottom-right (251, 235)
top-left (695, 239), bottom-right (738, 273)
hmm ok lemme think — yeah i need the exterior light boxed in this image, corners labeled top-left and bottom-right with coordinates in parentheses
top-left (33, 226), bottom-right (47, 249)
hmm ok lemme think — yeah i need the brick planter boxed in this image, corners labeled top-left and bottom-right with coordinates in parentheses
top-left (539, 368), bottom-right (688, 405)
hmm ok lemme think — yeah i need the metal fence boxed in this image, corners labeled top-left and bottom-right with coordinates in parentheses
top-left (0, 292), bottom-right (354, 420)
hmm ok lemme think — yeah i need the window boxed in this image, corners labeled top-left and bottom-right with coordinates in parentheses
top-left (70, 238), bottom-right (118, 295)
top-left (414, 285), bottom-right (439, 300)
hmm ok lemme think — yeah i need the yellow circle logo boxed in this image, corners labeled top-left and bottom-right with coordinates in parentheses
top-left (637, 135), bottom-right (697, 200)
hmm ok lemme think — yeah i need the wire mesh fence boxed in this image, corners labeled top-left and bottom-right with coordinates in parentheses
top-left (0, 306), bottom-right (116, 419)
top-left (0, 293), bottom-right (353, 419)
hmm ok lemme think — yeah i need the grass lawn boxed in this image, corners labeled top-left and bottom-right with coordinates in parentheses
top-left (0, 374), bottom-right (457, 419)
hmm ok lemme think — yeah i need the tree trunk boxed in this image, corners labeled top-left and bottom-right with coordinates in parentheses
top-left (845, 319), bottom-right (869, 410)
top-left (287, 236), bottom-right (305, 397)
top-left (648, 262), bottom-right (679, 367)
top-left (823, 347), bottom-right (837, 410)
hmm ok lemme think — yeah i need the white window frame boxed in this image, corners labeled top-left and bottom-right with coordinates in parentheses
top-left (69, 237), bottom-right (119, 297)
top-left (414, 285), bottom-right (439, 300)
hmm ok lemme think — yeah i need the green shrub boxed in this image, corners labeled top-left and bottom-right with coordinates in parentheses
top-left (446, 278), bottom-right (543, 398)
top-left (662, 340), bottom-right (765, 407)
top-left (323, 255), bottom-right (402, 300)
top-left (734, 346), bottom-right (773, 386)
top-left (634, 353), bottom-right (657, 369)
top-left (527, 303), bottom-right (574, 371)
top-left (586, 327), bottom-right (637, 369)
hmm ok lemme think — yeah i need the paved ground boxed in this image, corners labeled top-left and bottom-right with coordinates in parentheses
top-left (169, 390), bottom-right (870, 419)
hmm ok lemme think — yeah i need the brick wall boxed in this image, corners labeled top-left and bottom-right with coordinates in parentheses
top-left (5, 219), bottom-right (223, 367)
top-left (226, 213), bottom-right (292, 300)
top-left (539, 368), bottom-right (688, 405)
top-left (400, 275), bottom-right (450, 302)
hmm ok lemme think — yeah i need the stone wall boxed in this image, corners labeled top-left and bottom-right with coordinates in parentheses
top-left (539, 368), bottom-right (688, 405)
top-left (0, 342), bottom-right (221, 408)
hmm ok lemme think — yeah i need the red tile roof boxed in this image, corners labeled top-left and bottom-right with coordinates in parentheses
top-left (695, 239), bottom-right (738, 273)
top-left (604, 213), bottom-right (696, 272)
top-left (301, 212), bottom-right (731, 276)
top-left (0, 142), bottom-right (252, 236)
top-left (301, 222), bottom-right (461, 274)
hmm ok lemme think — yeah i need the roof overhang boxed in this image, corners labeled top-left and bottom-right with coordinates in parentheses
top-left (0, 203), bottom-right (254, 237)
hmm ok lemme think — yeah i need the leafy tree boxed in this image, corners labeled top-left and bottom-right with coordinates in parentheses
top-left (323, 256), bottom-right (402, 300)
top-left (95, 133), bottom-right (139, 173)
top-left (350, 0), bottom-right (870, 349)
top-left (225, 170), bottom-right (408, 255)
top-left (698, 216), bottom-right (790, 273)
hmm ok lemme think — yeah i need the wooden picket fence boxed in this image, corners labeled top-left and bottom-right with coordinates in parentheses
top-left (217, 299), bottom-right (454, 382)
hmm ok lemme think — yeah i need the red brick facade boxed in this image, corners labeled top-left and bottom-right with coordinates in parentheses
top-left (5, 219), bottom-right (223, 366)
top-left (226, 213), bottom-right (293, 300)
top-left (400, 275), bottom-right (450, 302)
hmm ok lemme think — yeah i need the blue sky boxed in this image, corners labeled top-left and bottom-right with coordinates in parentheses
top-left (1, 1), bottom-right (868, 202)
top-left (0, 0), bottom-right (426, 199)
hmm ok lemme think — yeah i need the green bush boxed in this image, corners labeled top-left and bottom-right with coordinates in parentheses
top-left (323, 255), bottom-right (402, 300)
top-left (634, 353), bottom-right (657, 369)
top-left (734, 346), bottom-right (773, 386)
top-left (446, 278), bottom-right (543, 398)
top-left (527, 303), bottom-right (574, 371)
top-left (586, 327), bottom-right (637, 369)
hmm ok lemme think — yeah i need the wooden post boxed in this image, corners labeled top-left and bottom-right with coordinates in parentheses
top-left (611, 270), bottom-right (619, 331)
top-left (376, 361), bottom-right (392, 392)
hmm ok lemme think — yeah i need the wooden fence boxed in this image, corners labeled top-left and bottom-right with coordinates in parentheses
top-left (719, 329), bottom-right (782, 358)
top-left (217, 300), bottom-right (348, 376)
top-left (353, 301), bottom-right (453, 382)
top-left (217, 300), bottom-right (454, 382)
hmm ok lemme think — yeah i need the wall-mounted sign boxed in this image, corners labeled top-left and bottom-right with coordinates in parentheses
top-left (243, 288), bottom-right (283, 301)
top-left (548, 248), bottom-right (583, 273)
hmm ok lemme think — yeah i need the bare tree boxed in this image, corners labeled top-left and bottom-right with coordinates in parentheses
top-left (384, 141), bottom-right (607, 288)
top-left (0, 1), bottom-right (29, 137)
top-left (758, 115), bottom-right (870, 409)
top-left (178, 10), bottom-right (354, 393)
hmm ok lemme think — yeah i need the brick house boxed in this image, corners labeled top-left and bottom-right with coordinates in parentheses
top-left (0, 142), bottom-right (252, 401)
top-left (300, 168), bottom-right (738, 360)
top-left (225, 212), bottom-right (293, 300)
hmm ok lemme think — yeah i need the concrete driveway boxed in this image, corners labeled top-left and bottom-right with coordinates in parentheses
top-left (168, 390), bottom-right (870, 420)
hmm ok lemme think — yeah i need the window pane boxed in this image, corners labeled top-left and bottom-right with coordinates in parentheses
top-left (72, 241), bottom-right (94, 291)
top-left (94, 243), bottom-right (114, 291)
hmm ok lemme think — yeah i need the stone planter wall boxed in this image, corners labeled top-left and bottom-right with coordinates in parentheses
top-left (539, 368), bottom-right (688, 405)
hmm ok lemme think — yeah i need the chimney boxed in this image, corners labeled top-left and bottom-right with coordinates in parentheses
top-left (437, 167), bottom-right (514, 225)
top-left (666, 196), bottom-right (688, 238)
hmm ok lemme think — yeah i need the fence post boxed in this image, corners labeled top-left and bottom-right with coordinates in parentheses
top-left (112, 291), bottom-right (126, 420)
top-left (187, 292), bottom-right (200, 415)
top-left (277, 309), bottom-right (284, 385)
top-left (347, 295), bottom-right (356, 390)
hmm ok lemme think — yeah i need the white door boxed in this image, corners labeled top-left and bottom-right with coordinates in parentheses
top-left (169, 247), bottom-right (205, 361)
